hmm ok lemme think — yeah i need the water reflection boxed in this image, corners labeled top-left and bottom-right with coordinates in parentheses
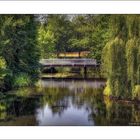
top-left (36, 102), bottom-right (94, 126)
top-left (0, 79), bottom-right (140, 126)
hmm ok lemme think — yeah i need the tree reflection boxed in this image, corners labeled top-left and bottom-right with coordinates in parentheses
top-left (0, 89), bottom-right (41, 125)
top-left (0, 79), bottom-right (140, 126)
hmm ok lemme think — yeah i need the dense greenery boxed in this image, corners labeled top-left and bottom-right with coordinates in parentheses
top-left (102, 15), bottom-right (140, 99)
top-left (1, 14), bottom-right (140, 101)
top-left (37, 15), bottom-right (110, 62)
top-left (0, 15), bottom-right (40, 90)
top-left (38, 15), bottom-right (73, 58)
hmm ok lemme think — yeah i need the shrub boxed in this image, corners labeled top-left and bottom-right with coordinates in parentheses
top-left (0, 103), bottom-right (6, 111)
top-left (13, 73), bottom-right (31, 88)
top-left (0, 57), bottom-right (6, 69)
top-left (133, 85), bottom-right (140, 100)
top-left (103, 80), bottom-right (111, 96)
top-left (0, 57), bottom-right (6, 79)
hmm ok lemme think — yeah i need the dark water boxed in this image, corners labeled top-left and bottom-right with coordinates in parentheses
top-left (0, 79), bottom-right (140, 126)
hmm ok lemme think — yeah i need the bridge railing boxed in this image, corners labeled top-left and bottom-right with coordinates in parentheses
top-left (40, 58), bottom-right (97, 66)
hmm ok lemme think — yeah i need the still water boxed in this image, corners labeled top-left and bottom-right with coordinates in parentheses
top-left (0, 79), bottom-right (140, 126)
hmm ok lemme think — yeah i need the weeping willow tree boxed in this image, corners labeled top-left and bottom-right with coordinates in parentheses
top-left (102, 15), bottom-right (140, 99)
top-left (103, 37), bottom-right (127, 98)
top-left (102, 15), bottom-right (128, 98)
top-left (126, 15), bottom-right (140, 99)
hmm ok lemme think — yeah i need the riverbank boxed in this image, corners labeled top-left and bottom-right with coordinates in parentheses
top-left (104, 95), bottom-right (140, 105)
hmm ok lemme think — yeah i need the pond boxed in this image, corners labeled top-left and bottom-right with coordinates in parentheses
top-left (0, 79), bottom-right (140, 126)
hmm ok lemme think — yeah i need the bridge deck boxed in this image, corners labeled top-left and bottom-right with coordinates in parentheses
top-left (40, 59), bottom-right (98, 67)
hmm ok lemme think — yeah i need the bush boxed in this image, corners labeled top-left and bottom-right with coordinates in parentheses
top-left (0, 57), bottom-right (6, 79)
top-left (0, 103), bottom-right (6, 111)
top-left (13, 73), bottom-right (31, 88)
top-left (103, 80), bottom-right (111, 96)
top-left (133, 85), bottom-right (140, 100)
top-left (0, 57), bottom-right (6, 69)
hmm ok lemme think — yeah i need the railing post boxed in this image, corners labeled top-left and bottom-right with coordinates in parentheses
top-left (84, 66), bottom-right (87, 78)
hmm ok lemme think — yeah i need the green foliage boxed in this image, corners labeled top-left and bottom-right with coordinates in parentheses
top-left (137, 46), bottom-right (140, 84)
top-left (0, 15), bottom-right (40, 89)
top-left (0, 57), bottom-right (6, 69)
top-left (13, 73), bottom-right (31, 88)
top-left (126, 38), bottom-right (139, 89)
top-left (37, 24), bottom-right (56, 58)
top-left (69, 15), bottom-right (91, 52)
top-left (0, 57), bottom-right (7, 91)
top-left (38, 15), bottom-right (110, 63)
top-left (38, 15), bottom-right (72, 58)
top-left (1, 14), bottom-right (111, 91)
top-left (102, 15), bottom-right (140, 100)
top-left (0, 103), bottom-right (6, 111)
top-left (0, 57), bottom-right (6, 78)
top-left (127, 15), bottom-right (140, 38)
top-left (69, 15), bottom-right (110, 63)
top-left (109, 15), bottom-right (128, 40)
top-left (102, 37), bottom-right (127, 97)
top-left (125, 15), bottom-right (140, 98)
top-left (1, 14), bottom-right (140, 101)
top-left (103, 80), bottom-right (111, 96)
top-left (88, 15), bottom-right (110, 63)
top-left (133, 85), bottom-right (140, 100)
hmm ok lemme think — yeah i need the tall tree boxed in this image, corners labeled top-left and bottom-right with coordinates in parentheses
top-left (102, 15), bottom-right (128, 98)
top-left (38, 15), bottom-right (73, 58)
top-left (102, 15), bottom-right (140, 99)
top-left (69, 15), bottom-right (110, 61)
top-left (88, 15), bottom-right (110, 63)
top-left (69, 15), bottom-right (91, 55)
top-left (126, 15), bottom-right (140, 99)
top-left (0, 15), bottom-right (40, 88)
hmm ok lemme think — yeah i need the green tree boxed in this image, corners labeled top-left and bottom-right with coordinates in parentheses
top-left (88, 15), bottom-right (110, 63)
top-left (102, 15), bottom-right (140, 99)
top-left (102, 15), bottom-right (128, 98)
top-left (38, 23), bottom-right (56, 58)
top-left (0, 15), bottom-right (40, 88)
top-left (38, 15), bottom-right (73, 58)
top-left (69, 15), bottom-right (91, 55)
top-left (126, 15), bottom-right (140, 98)
top-left (69, 15), bottom-right (110, 62)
